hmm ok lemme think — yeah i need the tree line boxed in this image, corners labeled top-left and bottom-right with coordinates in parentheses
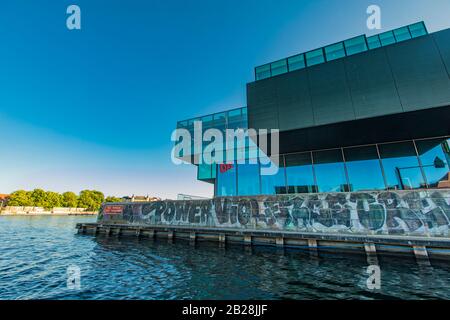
top-left (6, 189), bottom-right (122, 211)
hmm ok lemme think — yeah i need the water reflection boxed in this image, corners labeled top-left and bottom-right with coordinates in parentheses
top-left (1, 216), bottom-right (450, 300)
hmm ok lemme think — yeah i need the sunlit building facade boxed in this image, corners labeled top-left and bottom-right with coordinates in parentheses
top-left (176, 22), bottom-right (450, 197)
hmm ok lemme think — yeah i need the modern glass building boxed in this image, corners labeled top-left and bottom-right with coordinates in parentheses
top-left (175, 22), bottom-right (450, 197)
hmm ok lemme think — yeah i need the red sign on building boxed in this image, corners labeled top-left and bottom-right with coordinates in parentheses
top-left (103, 205), bottom-right (124, 215)
top-left (219, 164), bottom-right (234, 173)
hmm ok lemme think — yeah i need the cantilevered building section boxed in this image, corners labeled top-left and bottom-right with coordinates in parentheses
top-left (176, 22), bottom-right (450, 197)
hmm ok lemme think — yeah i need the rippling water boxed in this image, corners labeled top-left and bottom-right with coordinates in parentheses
top-left (1, 216), bottom-right (450, 300)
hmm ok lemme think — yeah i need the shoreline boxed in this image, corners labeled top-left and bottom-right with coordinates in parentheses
top-left (0, 212), bottom-right (97, 216)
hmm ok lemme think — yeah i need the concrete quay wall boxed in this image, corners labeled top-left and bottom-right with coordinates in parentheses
top-left (76, 189), bottom-right (450, 261)
top-left (97, 190), bottom-right (450, 238)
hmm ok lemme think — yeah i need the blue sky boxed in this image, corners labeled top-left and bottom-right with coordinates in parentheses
top-left (1, 0), bottom-right (450, 199)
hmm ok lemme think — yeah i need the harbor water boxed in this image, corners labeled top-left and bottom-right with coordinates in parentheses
top-left (1, 216), bottom-right (450, 300)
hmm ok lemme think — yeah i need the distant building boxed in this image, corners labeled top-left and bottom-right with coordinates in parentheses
top-left (177, 194), bottom-right (210, 200)
top-left (121, 195), bottom-right (161, 202)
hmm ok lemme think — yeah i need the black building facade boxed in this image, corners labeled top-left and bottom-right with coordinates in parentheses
top-left (176, 22), bottom-right (450, 197)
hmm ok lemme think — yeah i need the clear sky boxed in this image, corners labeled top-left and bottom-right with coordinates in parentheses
top-left (1, 0), bottom-right (450, 199)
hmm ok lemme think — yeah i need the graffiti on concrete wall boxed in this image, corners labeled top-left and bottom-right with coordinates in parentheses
top-left (98, 190), bottom-right (450, 237)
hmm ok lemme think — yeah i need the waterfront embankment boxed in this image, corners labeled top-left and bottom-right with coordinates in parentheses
top-left (77, 189), bottom-right (450, 262)
top-left (1, 206), bottom-right (97, 216)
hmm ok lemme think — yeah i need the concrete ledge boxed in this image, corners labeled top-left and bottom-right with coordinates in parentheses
top-left (76, 223), bottom-right (450, 262)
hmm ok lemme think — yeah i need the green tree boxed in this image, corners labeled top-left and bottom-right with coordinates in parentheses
top-left (45, 191), bottom-right (62, 209)
top-left (8, 190), bottom-right (33, 206)
top-left (105, 196), bottom-right (122, 203)
top-left (30, 189), bottom-right (47, 207)
top-left (78, 190), bottom-right (105, 211)
top-left (62, 192), bottom-right (78, 208)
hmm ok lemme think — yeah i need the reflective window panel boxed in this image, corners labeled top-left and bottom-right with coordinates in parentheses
top-left (260, 156), bottom-right (286, 195)
top-left (367, 35), bottom-right (381, 49)
top-left (255, 64), bottom-right (271, 80)
top-left (409, 22), bottom-right (427, 38)
top-left (270, 59), bottom-right (288, 76)
top-left (344, 36), bottom-right (368, 56)
top-left (393, 26), bottom-right (411, 42)
top-left (415, 138), bottom-right (450, 188)
top-left (285, 152), bottom-right (317, 194)
top-left (237, 163), bottom-right (260, 196)
top-left (305, 48), bottom-right (325, 67)
top-left (287, 54), bottom-right (305, 71)
top-left (198, 163), bottom-right (213, 180)
top-left (379, 142), bottom-right (425, 190)
top-left (325, 42), bottom-right (346, 61)
top-left (313, 149), bottom-right (349, 193)
top-left (227, 108), bottom-right (245, 130)
top-left (216, 162), bottom-right (237, 196)
top-left (344, 146), bottom-right (386, 191)
top-left (379, 31), bottom-right (396, 46)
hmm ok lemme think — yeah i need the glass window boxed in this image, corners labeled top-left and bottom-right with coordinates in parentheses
top-left (313, 149), bottom-right (349, 193)
top-left (287, 54), bottom-right (305, 71)
top-left (409, 22), bottom-right (427, 38)
top-left (325, 42), bottom-right (346, 61)
top-left (344, 146), bottom-right (386, 191)
top-left (211, 162), bottom-right (217, 179)
top-left (188, 118), bottom-right (201, 156)
top-left (227, 108), bottom-right (245, 130)
top-left (255, 64), bottom-right (271, 80)
top-left (393, 27), bottom-right (411, 42)
top-left (260, 157), bottom-right (286, 195)
top-left (245, 134), bottom-right (259, 161)
top-left (270, 59), bottom-right (288, 76)
top-left (367, 35), bottom-right (381, 49)
top-left (237, 163), bottom-right (260, 196)
top-left (216, 162), bottom-right (237, 196)
top-left (198, 163), bottom-right (212, 180)
top-left (305, 48), bottom-right (325, 67)
top-left (344, 36), bottom-right (368, 56)
top-left (415, 138), bottom-right (450, 188)
top-left (213, 112), bottom-right (226, 131)
top-left (177, 120), bottom-right (188, 129)
top-left (285, 152), bottom-right (317, 194)
top-left (379, 31), bottom-right (396, 46)
top-left (212, 112), bottom-right (227, 155)
top-left (379, 142), bottom-right (426, 190)
top-left (201, 115), bottom-right (214, 129)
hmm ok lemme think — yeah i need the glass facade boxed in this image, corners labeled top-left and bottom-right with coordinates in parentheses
top-left (270, 59), bottom-right (288, 76)
top-left (237, 163), bottom-right (260, 196)
top-left (285, 153), bottom-right (317, 194)
top-left (325, 42), bottom-right (346, 61)
top-left (378, 142), bottom-right (425, 190)
top-left (254, 22), bottom-right (429, 81)
top-left (260, 158), bottom-right (286, 195)
top-left (216, 162), bottom-right (237, 197)
top-left (393, 26), bottom-right (411, 42)
top-left (344, 36), bottom-right (368, 56)
top-left (215, 137), bottom-right (450, 197)
top-left (416, 138), bottom-right (450, 187)
top-left (379, 31), bottom-right (396, 46)
top-left (287, 54), bottom-right (305, 71)
top-left (344, 146), bottom-right (385, 191)
top-left (409, 21), bottom-right (428, 38)
top-left (306, 49), bottom-right (325, 66)
top-left (313, 149), bottom-right (348, 193)
top-left (367, 35), bottom-right (381, 49)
